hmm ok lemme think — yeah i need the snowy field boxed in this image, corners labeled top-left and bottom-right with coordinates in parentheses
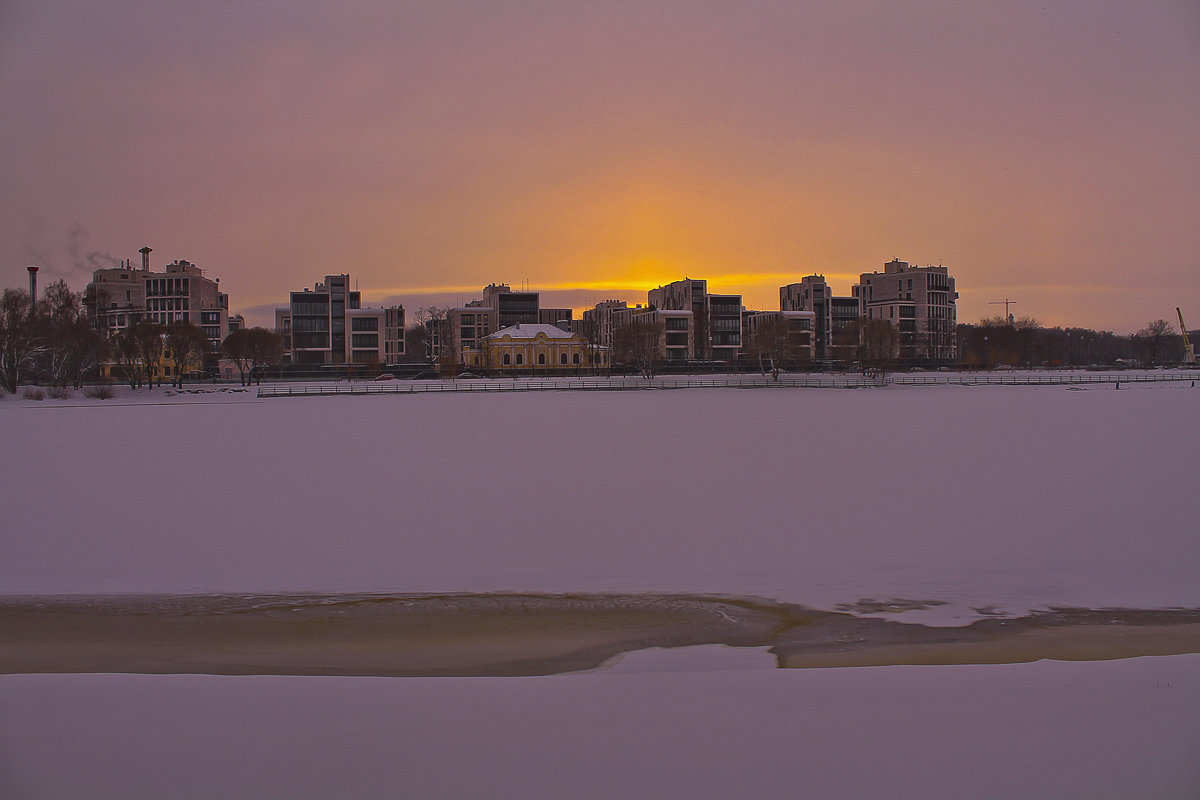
top-left (2, 376), bottom-right (1197, 616)
top-left (2, 379), bottom-right (1198, 798)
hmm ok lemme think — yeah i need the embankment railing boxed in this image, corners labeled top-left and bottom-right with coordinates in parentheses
top-left (257, 371), bottom-right (1197, 397)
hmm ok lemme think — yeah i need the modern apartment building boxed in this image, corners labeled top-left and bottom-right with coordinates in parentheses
top-left (780, 275), bottom-right (858, 361)
top-left (648, 278), bottom-right (742, 361)
top-left (780, 261), bottom-right (958, 363)
top-left (608, 306), bottom-right (694, 363)
top-left (84, 247), bottom-right (234, 352)
top-left (275, 274), bottom-right (404, 365)
top-left (580, 300), bottom-right (631, 351)
top-left (853, 259), bottom-right (958, 361)
top-left (483, 283), bottom-right (539, 329)
top-left (742, 310), bottom-right (816, 364)
top-left (648, 278), bottom-right (708, 320)
top-left (706, 294), bottom-right (743, 362)
top-left (447, 304), bottom-right (498, 359)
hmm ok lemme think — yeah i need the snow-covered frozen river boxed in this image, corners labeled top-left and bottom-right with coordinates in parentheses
top-left (3, 379), bottom-right (1197, 620)
top-left (2, 380), bottom-right (1198, 798)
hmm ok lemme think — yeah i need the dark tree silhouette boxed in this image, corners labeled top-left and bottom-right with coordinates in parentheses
top-left (221, 327), bottom-right (283, 386)
top-left (165, 322), bottom-right (211, 388)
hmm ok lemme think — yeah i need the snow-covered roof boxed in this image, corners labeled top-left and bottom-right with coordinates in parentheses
top-left (485, 323), bottom-right (576, 340)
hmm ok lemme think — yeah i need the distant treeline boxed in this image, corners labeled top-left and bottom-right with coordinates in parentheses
top-left (956, 316), bottom-right (1194, 368)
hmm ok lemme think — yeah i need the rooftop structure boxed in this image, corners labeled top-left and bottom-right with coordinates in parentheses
top-left (84, 248), bottom-right (233, 355)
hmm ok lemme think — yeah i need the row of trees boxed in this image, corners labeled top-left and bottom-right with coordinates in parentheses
top-left (957, 317), bottom-right (1191, 368)
top-left (220, 327), bottom-right (284, 386)
top-left (1, 280), bottom-right (283, 393)
top-left (2, 281), bottom-right (108, 394)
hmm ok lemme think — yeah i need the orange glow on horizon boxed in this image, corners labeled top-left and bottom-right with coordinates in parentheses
top-left (363, 269), bottom-right (865, 309)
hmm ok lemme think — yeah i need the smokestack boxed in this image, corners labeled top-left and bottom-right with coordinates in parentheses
top-left (139, 246), bottom-right (152, 271)
top-left (27, 266), bottom-right (38, 300)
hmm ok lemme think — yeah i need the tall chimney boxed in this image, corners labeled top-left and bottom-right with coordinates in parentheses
top-left (139, 246), bottom-right (152, 271)
top-left (27, 266), bottom-right (38, 300)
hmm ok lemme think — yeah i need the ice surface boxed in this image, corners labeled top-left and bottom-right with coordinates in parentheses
top-left (1, 655), bottom-right (1198, 800)
top-left (2, 380), bottom-right (1197, 621)
top-left (2, 379), bottom-right (1198, 798)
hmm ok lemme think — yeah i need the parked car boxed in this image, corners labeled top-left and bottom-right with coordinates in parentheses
top-left (374, 373), bottom-right (395, 381)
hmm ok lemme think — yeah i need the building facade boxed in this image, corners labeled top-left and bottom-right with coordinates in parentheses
top-left (780, 275), bottom-right (858, 361)
top-left (429, 284), bottom-right (573, 365)
top-left (781, 261), bottom-right (958, 363)
top-left (648, 278), bottom-right (742, 361)
top-left (742, 310), bottom-right (816, 365)
top-left (580, 300), bottom-right (631, 352)
top-left (463, 323), bottom-right (603, 372)
top-left (608, 306), bottom-right (694, 363)
top-left (853, 259), bottom-right (958, 361)
top-left (275, 274), bottom-right (404, 366)
top-left (85, 249), bottom-right (233, 353)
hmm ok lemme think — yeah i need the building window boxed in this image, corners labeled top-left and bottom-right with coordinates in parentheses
top-left (538, 353), bottom-right (546, 365)
top-left (559, 353), bottom-right (567, 364)
top-left (352, 333), bottom-right (379, 348)
top-left (516, 353), bottom-right (523, 365)
top-left (503, 353), bottom-right (511, 365)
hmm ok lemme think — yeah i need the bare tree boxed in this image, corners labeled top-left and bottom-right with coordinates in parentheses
top-left (745, 316), bottom-right (806, 380)
top-left (613, 317), bottom-right (664, 378)
top-left (1137, 319), bottom-right (1174, 365)
top-left (39, 280), bottom-right (108, 390)
top-left (415, 306), bottom-right (450, 363)
top-left (112, 328), bottom-right (144, 388)
top-left (165, 322), bottom-right (211, 388)
top-left (404, 324), bottom-right (429, 363)
top-left (854, 318), bottom-right (897, 377)
top-left (246, 328), bottom-right (283, 384)
top-left (1012, 316), bottom-right (1042, 367)
top-left (221, 327), bottom-right (283, 386)
top-left (575, 315), bottom-right (601, 375)
top-left (0, 289), bottom-right (45, 394)
top-left (220, 329), bottom-right (253, 386)
top-left (128, 320), bottom-right (168, 388)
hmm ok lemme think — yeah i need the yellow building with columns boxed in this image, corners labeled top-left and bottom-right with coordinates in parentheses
top-left (462, 324), bottom-right (607, 373)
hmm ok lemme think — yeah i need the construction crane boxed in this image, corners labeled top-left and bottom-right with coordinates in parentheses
top-left (989, 298), bottom-right (1017, 325)
top-left (1179, 308), bottom-right (1196, 365)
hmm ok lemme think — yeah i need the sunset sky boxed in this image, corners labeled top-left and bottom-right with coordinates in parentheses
top-left (2, 1), bottom-right (1197, 333)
